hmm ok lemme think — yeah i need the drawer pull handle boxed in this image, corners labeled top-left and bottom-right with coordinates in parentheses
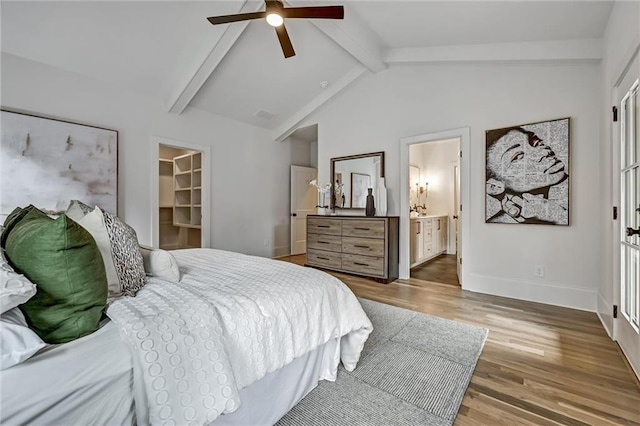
top-left (318, 256), bottom-right (330, 260)
top-left (318, 241), bottom-right (329, 244)
top-left (354, 227), bottom-right (370, 231)
top-left (354, 262), bottom-right (369, 266)
top-left (354, 245), bottom-right (370, 249)
top-left (317, 225), bottom-right (330, 228)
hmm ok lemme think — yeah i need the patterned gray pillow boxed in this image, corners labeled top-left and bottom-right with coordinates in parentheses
top-left (67, 200), bottom-right (94, 218)
top-left (100, 209), bottom-right (146, 297)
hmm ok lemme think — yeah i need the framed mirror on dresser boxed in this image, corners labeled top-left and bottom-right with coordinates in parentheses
top-left (330, 151), bottom-right (385, 211)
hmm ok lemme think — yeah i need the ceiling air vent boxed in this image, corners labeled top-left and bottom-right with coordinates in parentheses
top-left (254, 110), bottom-right (275, 121)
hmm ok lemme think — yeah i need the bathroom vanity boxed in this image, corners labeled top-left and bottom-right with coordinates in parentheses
top-left (409, 215), bottom-right (448, 268)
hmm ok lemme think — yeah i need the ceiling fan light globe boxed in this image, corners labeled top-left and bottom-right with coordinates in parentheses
top-left (266, 13), bottom-right (284, 27)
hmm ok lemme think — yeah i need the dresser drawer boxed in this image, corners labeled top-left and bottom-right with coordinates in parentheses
top-left (342, 253), bottom-right (384, 277)
top-left (423, 227), bottom-right (433, 242)
top-left (424, 242), bottom-right (434, 257)
top-left (342, 236), bottom-right (384, 257)
top-left (308, 233), bottom-right (342, 252)
top-left (307, 217), bottom-right (342, 235)
top-left (307, 249), bottom-right (342, 269)
top-left (342, 219), bottom-right (385, 238)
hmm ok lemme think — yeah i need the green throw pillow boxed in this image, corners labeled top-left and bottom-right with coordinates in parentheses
top-left (1, 205), bottom-right (35, 249)
top-left (4, 207), bottom-right (108, 343)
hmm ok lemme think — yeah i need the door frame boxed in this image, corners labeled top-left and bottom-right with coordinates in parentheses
top-left (150, 136), bottom-right (211, 248)
top-left (290, 165), bottom-right (317, 255)
top-left (399, 127), bottom-right (470, 285)
top-left (450, 161), bottom-right (460, 255)
top-left (611, 42), bottom-right (640, 380)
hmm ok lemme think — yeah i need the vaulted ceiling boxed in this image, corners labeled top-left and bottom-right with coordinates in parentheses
top-left (1, 1), bottom-right (614, 139)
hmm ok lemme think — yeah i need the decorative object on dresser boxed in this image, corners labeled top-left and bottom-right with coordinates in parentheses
top-left (309, 179), bottom-right (340, 215)
top-left (331, 151), bottom-right (385, 211)
top-left (365, 188), bottom-right (375, 216)
top-left (410, 215), bottom-right (448, 268)
top-left (376, 177), bottom-right (387, 216)
top-left (0, 109), bottom-right (117, 216)
top-left (306, 215), bottom-right (399, 283)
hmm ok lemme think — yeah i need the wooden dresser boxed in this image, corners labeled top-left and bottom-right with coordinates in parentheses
top-left (306, 215), bottom-right (399, 283)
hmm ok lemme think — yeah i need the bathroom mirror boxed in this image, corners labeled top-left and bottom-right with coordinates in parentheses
top-left (330, 151), bottom-right (385, 210)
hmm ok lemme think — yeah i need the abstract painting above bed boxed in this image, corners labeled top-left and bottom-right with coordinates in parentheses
top-left (0, 109), bottom-right (118, 217)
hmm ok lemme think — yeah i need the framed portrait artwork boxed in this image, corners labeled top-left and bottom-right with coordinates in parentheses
top-left (485, 117), bottom-right (570, 225)
top-left (1, 109), bottom-right (118, 217)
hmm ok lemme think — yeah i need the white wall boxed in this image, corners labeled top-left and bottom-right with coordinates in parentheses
top-left (409, 139), bottom-right (459, 217)
top-left (1, 53), bottom-right (295, 258)
top-left (311, 61), bottom-right (602, 311)
top-left (598, 1), bottom-right (640, 335)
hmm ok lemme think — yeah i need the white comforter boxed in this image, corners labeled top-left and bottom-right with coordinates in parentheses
top-left (107, 249), bottom-right (372, 426)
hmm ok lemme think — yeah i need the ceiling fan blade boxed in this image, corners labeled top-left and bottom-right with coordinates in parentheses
top-left (275, 24), bottom-right (295, 58)
top-left (282, 6), bottom-right (344, 20)
top-left (207, 11), bottom-right (266, 25)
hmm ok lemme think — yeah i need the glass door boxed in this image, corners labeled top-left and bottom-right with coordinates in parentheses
top-left (617, 55), bottom-right (640, 377)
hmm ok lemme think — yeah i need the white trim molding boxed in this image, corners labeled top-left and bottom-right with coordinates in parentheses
top-left (399, 127), bottom-right (470, 285)
top-left (150, 136), bottom-right (212, 249)
top-left (386, 39), bottom-right (602, 65)
top-left (466, 273), bottom-right (598, 312)
top-left (597, 291), bottom-right (614, 338)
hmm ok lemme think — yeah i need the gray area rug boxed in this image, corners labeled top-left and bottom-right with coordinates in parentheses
top-left (277, 298), bottom-right (488, 426)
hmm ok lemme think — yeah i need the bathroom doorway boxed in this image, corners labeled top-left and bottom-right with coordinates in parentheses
top-left (408, 138), bottom-right (460, 286)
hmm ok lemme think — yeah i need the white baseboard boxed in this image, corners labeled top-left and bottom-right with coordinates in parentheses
top-left (619, 339), bottom-right (640, 383)
top-left (272, 245), bottom-right (291, 259)
top-left (464, 273), bottom-right (597, 312)
top-left (597, 291), bottom-right (614, 338)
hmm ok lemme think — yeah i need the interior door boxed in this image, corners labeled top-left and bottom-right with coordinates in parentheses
top-left (616, 52), bottom-right (640, 378)
top-left (290, 166), bottom-right (317, 255)
top-left (454, 164), bottom-right (461, 282)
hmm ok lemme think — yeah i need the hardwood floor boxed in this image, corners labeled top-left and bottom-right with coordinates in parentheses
top-left (411, 254), bottom-right (460, 286)
top-left (279, 254), bottom-right (640, 425)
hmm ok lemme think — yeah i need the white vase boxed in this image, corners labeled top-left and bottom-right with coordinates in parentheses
top-left (317, 207), bottom-right (328, 215)
top-left (376, 177), bottom-right (388, 216)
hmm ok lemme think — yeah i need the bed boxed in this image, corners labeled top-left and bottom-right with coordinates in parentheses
top-left (1, 248), bottom-right (373, 425)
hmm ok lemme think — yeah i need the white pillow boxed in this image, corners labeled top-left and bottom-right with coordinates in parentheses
top-left (65, 199), bottom-right (93, 221)
top-left (73, 207), bottom-right (121, 297)
top-left (139, 246), bottom-right (181, 283)
top-left (1, 308), bottom-right (46, 370)
top-left (1, 250), bottom-right (37, 314)
top-left (67, 203), bottom-right (146, 298)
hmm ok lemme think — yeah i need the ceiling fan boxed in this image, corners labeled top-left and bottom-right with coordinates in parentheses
top-left (207, 0), bottom-right (344, 58)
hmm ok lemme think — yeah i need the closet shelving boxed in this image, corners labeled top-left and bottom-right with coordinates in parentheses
top-left (173, 152), bottom-right (202, 229)
top-left (158, 148), bottom-right (202, 250)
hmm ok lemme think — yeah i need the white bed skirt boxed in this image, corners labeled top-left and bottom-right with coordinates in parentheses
top-left (213, 337), bottom-right (340, 425)
top-left (1, 324), bottom-right (339, 426)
